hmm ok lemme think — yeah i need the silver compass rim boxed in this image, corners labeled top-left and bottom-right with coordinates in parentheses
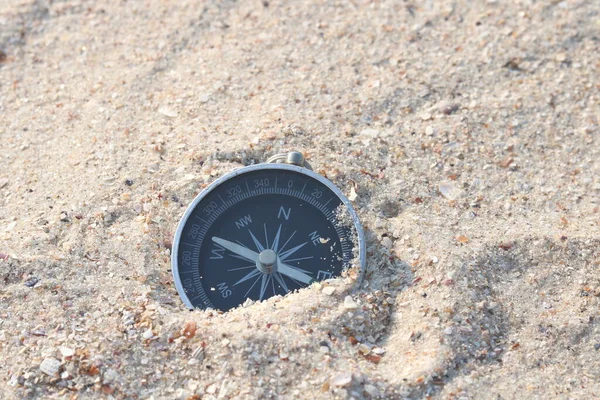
top-left (171, 162), bottom-right (367, 309)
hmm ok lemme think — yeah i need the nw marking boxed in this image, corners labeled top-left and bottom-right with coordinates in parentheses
top-left (235, 214), bottom-right (252, 229)
top-left (278, 206), bottom-right (291, 220)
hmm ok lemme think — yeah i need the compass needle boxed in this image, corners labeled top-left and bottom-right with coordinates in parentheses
top-left (212, 237), bottom-right (259, 262)
top-left (172, 155), bottom-right (365, 311)
top-left (277, 261), bottom-right (314, 285)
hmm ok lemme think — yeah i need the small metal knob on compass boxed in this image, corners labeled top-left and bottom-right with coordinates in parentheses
top-left (258, 249), bottom-right (277, 274)
top-left (285, 151), bottom-right (305, 167)
top-left (266, 151), bottom-right (313, 170)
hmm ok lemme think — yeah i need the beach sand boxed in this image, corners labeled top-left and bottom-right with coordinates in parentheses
top-left (1, 0), bottom-right (599, 398)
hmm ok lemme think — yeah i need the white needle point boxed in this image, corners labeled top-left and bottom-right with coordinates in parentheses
top-left (277, 260), bottom-right (314, 285)
top-left (212, 237), bottom-right (259, 262)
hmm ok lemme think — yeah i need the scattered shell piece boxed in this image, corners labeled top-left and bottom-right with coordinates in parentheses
top-left (183, 321), bottom-right (197, 338)
top-left (158, 106), bottom-right (177, 117)
top-left (348, 186), bottom-right (358, 201)
top-left (192, 345), bottom-right (205, 361)
top-left (456, 235), bottom-right (469, 243)
top-left (58, 346), bottom-right (74, 358)
top-left (364, 384), bottom-right (380, 397)
top-left (331, 372), bottom-right (353, 387)
top-left (360, 128), bottom-right (380, 138)
top-left (344, 296), bottom-right (358, 310)
top-left (372, 347), bottom-right (386, 355)
top-left (40, 357), bottom-right (61, 377)
top-left (0, 178), bottom-right (8, 189)
top-left (142, 329), bottom-right (154, 339)
top-left (381, 237), bottom-right (393, 250)
top-left (438, 181), bottom-right (462, 200)
top-left (206, 383), bottom-right (218, 394)
top-left (103, 368), bottom-right (120, 383)
top-left (319, 345), bottom-right (330, 354)
top-left (358, 343), bottom-right (371, 355)
top-left (322, 286), bottom-right (336, 296)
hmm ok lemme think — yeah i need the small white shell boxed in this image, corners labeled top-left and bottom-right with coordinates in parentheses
top-left (343, 295), bottom-right (358, 310)
top-left (439, 181), bottom-right (462, 200)
top-left (331, 372), bottom-right (352, 387)
top-left (40, 357), bottom-right (61, 377)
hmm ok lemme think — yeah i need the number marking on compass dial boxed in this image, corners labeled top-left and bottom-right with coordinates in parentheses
top-left (172, 164), bottom-right (364, 311)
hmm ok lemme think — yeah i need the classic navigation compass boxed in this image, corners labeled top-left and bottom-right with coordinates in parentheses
top-left (172, 151), bottom-right (366, 311)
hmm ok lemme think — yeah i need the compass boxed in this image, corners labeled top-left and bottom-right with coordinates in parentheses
top-left (171, 152), bottom-right (365, 311)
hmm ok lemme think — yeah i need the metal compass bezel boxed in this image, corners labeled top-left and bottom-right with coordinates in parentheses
top-left (171, 162), bottom-right (366, 309)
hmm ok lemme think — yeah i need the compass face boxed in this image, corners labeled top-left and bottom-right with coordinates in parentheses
top-left (172, 164), bottom-right (363, 311)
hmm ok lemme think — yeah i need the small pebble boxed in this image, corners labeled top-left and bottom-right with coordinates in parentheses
top-left (344, 296), bottom-right (358, 310)
top-left (39, 357), bottom-right (61, 377)
top-left (381, 237), bottom-right (393, 250)
top-left (364, 384), bottom-right (380, 397)
top-left (23, 277), bottom-right (40, 288)
top-left (322, 286), bottom-right (336, 296)
top-left (358, 343), bottom-right (371, 355)
top-left (142, 329), bottom-right (154, 339)
top-left (58, 346), bottom-right (74, 358)
top-left (439, 181), bottom-right (462, 200)
top-left (372, 347), bottom-right (386, 355)
top-left (331, 372), bottom-right (353, 387)
top-left (158, 106), bottom-right (177, 117)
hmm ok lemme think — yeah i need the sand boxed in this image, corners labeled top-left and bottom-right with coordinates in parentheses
top-left (1, 0), bottom-right (599, 398)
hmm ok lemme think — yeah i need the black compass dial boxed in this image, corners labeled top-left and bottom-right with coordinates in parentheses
top-left (173, 166), bottom-right (357, 311)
